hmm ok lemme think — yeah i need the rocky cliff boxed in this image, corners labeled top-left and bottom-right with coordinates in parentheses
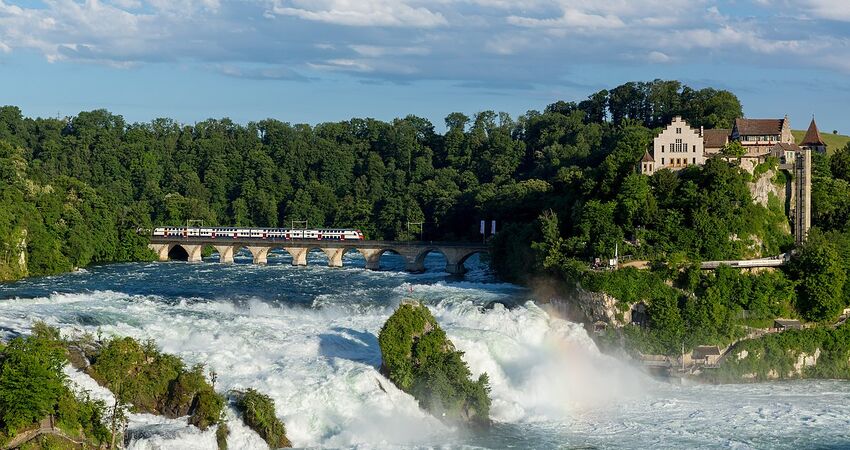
top-left (0, 228), bottom-right (28, 282)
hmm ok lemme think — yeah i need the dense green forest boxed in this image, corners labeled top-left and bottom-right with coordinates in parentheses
top-left (0, 79), bottom-right (746, 280)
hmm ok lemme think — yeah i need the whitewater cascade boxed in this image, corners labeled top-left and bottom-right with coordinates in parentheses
top-left (0, 254), bottom-right (848, 449)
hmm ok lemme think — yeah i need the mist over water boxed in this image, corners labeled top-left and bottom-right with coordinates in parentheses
top-left (1, 251), bottom-right (849, 449)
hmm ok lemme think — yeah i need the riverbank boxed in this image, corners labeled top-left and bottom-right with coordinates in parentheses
top-left (536, 273), bottom-right (850, 383)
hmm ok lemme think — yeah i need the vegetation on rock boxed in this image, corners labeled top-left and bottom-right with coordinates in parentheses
top-left (378, 301), bottom-right (491, 426)
top-left (0, 323), bottom-right (111, 448)
top-left (233, 388), bottom-right (291, 449)
top-left (79, 335), bottom-right (227, 447)
top-left (711, 324), bottom-right (850, 382)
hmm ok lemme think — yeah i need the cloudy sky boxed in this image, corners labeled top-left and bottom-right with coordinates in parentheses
top-left (1, 0), bottom-right (848, 132)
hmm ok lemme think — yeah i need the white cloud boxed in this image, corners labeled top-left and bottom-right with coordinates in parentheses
top-left (647, 51), bottom-right (671, 63)
top-left (269, 0), bottom-right (447, 27)
top-left (349, 45), bottom-right (430, 57)
top-left (507, 9), bottom-right (625, 30)
top-left (792, 0), bottom-right (850, 21)
top-left (0, 0), bottom-right (848, 87)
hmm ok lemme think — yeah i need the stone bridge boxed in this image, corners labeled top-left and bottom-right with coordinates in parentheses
top-left (148, 237), bottom-right (490, 275)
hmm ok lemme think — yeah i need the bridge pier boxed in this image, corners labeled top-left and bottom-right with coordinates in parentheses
top-left (323, 248), bottom-right (345, 268)
top-left (359, 248), bottom-right (383, 271)
top-left (444, 262), bottom-right (467, 275)
top-left (214, 245), bottom-right (235, 264)
top-left (405, 261), bottom-right (426, 273)
top-left (247, 246), bottom-right (270, 265)
top-left (183, 244), bottom-right (203, 263)
top-left (149, 244), bottom-right (170, 262)
top-left (284, 247), bottom-right (308, 266)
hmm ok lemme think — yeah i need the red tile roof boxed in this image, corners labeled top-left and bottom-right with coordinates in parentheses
top-left (735, 118), bottom-right (785, 136)
top-left (771, 142), bottom-right (803, 153)
top-left (641, 150), bottom-right (654, 162)
top-left (801, 118), bottom-right (826, 146)
top-left (703, 129), bottom-right (730, 148)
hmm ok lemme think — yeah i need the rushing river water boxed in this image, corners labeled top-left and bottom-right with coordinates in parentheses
top-left (1, 250), bottom-right (849, 449)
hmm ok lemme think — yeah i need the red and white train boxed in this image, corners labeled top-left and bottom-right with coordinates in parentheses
top-left (152, 227), bottom-right (365, 241)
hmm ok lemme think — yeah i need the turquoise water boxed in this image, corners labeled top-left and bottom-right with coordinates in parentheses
top-left (1, 250), bottom-right (849, 449)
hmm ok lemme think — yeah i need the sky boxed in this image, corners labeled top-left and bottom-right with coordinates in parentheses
top-left (0, 0), bottom-right (849, 133)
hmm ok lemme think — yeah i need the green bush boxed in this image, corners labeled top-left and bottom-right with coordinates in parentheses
top-left (0, 333), bottom-right (66, 434)
top-left (378, 302), bottom-right (491, 426)
top-left (0, 324), bottom-right (111, 446)
top-left (234, 389), bottom-right (290, 449)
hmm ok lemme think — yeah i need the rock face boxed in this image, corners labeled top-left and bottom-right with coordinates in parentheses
top-left (16, 228), bottom-right (27, 276)
top-left (748, 169), bottom-right (787, 210)
top-left (792, 348), bottom-right (821, 377)
top-left (378, 300), bottom-right (491, 426)
top-left (547, 286), bottom-right (633, 328)
top-left (0, 228), bottom-right (28, 281)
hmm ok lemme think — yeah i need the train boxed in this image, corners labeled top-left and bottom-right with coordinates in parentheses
top-left (152, 227), bottom-right (365, 241)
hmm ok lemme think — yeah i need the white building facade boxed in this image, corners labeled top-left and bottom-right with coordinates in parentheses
top-left (641, 116), bottom-right (705, 175)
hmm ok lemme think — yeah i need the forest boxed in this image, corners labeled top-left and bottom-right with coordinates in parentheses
top-left (0, 79), bottom-right (746, 280)
top-left (4, 79), bottom-right (850, 355)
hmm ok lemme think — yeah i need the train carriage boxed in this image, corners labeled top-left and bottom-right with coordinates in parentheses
top-left (152, 226), bottom-right (364, 241)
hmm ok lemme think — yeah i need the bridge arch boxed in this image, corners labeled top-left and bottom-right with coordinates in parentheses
top-left (456, 250), bottom-right (489, 272)
top-left (358, 248), bottom-right (406, 271)
top-left (165, 243), bottom-right (203, 263)
top-left (410, 248), bottom-right (448, 273)
top-left (413, 247), bottom-right (489, 275)
top-left (167, 245), bottom-right (189, 261)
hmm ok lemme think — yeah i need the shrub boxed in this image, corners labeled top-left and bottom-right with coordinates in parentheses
top-left (234, 389), bottom-right (290, 449)
top-left (0, 323), bottom-right (111, 445)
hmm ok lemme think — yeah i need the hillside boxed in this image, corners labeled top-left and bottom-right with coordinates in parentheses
top-left (792, 129), bottom-right (850, 154)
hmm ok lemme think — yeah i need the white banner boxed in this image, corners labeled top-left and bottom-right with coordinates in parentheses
top-left (480, 220), bottom-right (485, 234)
top-left (491, 220), bottom-right (496, 234)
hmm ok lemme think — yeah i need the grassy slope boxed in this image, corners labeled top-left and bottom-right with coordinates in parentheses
top-left (792, 130), bottom-right (850, 154)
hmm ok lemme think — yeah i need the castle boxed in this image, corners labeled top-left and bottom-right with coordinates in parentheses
top-left (639, 115), bottom-right (827, 176)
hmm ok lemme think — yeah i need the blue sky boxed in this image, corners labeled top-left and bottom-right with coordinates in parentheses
top-left (1, 0), bottom-right (849, 133)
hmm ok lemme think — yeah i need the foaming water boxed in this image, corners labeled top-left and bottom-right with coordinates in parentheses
top-left (1, 254), bottom-right (850, 449)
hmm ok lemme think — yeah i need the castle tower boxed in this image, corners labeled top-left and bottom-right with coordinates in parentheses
top-left (639, 150), bottom-right (655, 175)
top-left (800, 117), bottom-right (827, 154)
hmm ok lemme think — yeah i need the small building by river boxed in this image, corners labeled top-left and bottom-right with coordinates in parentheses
top-left (773, 319), bottom-right (803, 331)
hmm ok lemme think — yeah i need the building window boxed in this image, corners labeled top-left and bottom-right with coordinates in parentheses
top-left (693, 145), bottom-right (696, 152)
top-left (662, 145), bottom-right (665, 151)
top-left (693, 157), bottom-right (696, 164)
top-left (661, 158), bottom-right (665, 164)
top-left (676, 127), bottom-right (682, 134)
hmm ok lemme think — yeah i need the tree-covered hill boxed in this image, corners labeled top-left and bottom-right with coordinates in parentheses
top-left (0, 79), bottom-right (749, 281)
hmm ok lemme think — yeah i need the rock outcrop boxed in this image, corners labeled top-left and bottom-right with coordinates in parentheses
top-left (748, 169), bottom-right (787, 210)
top-left (232, 389), bottom-right (291, 449)
top-left (378, 300), bottom-right (491, 426)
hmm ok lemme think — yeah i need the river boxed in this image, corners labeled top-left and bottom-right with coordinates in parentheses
top-left (0, 250), bottom-right (848, 449)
